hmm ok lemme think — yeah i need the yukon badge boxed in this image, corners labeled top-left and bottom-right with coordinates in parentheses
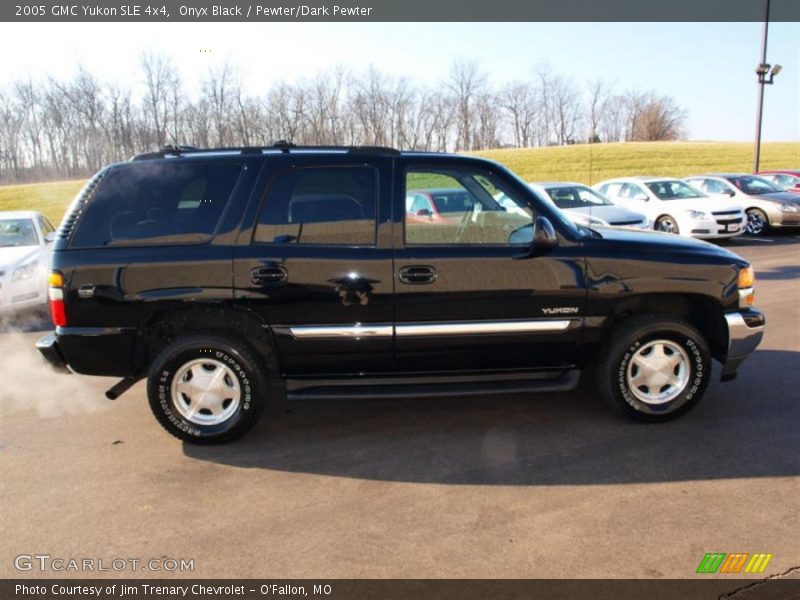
top-left (542, 307), bottom-right (579, 315)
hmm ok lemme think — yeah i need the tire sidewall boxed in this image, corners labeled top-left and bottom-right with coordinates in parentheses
top-left (149, 340), bottom-right (259, 442)
top-left (612, 323), bottom-right (709, 418)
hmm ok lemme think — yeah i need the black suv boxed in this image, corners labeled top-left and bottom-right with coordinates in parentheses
top-left (37, 144), bottom-right (765, 443)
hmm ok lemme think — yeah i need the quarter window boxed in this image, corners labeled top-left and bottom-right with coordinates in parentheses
top-left (254, 167), bottom-right (377, 246)
top-left (71, 162), bottom-right (242, 247)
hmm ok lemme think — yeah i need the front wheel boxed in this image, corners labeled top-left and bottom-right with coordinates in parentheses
top-left (655, 216), bottom-right (680, 234)
top-left (147, 335), bottom-right (267, 443)
top-left (595, 316), bottom-right (711, 422)
top-left (745, 208), bottom-right (769, 236)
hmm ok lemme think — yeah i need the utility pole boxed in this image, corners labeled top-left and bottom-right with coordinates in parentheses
top-left (753, 0), bottom-right (782, 173)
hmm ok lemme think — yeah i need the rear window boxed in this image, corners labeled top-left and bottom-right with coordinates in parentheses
top-left (70, 162), bottom-right (242, 248)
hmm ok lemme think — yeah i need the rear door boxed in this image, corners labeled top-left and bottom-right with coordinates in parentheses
top-left (392, 157), bottom-right (586, 374)
top-left (233, 154), bottom-right (395, 377)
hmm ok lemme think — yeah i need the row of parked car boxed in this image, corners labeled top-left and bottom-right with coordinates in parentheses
top-left (499, 170), bottom-right (800, 241)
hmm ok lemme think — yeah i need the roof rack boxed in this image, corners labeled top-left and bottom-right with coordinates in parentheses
top-left (131, 141), bottom-right (400, 161)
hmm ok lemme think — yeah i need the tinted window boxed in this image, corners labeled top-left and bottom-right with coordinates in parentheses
top-left (255, 166), bottom-right (377, 245)
top-left (71, 162), bottom-right (242, 247)
top-left (405, 168), bottom-right (534, 245)
top-left (727, 175), bottom-right (782, 195)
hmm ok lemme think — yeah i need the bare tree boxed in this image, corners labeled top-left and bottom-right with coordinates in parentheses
top-left (586, 79), bottom-right (611, 143)
top-left (140, 51), bottom-right (180, 148)
top-left (447, 60), bottom-right (486, 151)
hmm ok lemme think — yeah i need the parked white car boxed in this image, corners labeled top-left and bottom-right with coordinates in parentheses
top-left (684, 173), bottom-right (800, 236)
top-left (0, 211), bottom-right (56, 315)
top-left (594, 177), bottom-right (745, 239)
top-left (525, 182), bottom-right (649, 229)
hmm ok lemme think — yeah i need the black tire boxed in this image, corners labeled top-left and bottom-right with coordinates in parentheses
top-left (594, 316), bottom-right (711, 422)
top-left (655, 215), bottom-right (680, 235)
top-left (147, 334), bottom-right (267, 443)
top-left (745, 208), bottom-right (769, 236)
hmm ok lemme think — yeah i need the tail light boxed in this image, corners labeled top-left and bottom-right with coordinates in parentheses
top-left (48, 271), bottom-right (67, 326)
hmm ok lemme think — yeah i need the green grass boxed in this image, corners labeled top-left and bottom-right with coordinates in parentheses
top-left (0, 142), bottom-right (797, 223)
top-left (0, 180), bottom-right (85, 225)
top-left (472, 141), bottom-right (799, 186)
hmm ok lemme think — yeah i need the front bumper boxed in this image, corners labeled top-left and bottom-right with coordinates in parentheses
top-left (690, 215), bottom-right (746, 239)
top-left (721, 309), bottom-right (765, 381)
top-left (35, 332), bottom-right (71, 373)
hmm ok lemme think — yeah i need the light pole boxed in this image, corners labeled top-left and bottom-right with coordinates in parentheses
top-left (753, 0), bottom-right (782, 173)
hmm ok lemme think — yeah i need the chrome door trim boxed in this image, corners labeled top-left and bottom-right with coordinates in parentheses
top-left (289, 324), bottom-right (394, 339)
top-left (288, 320), bottom-right (573, 339)
top-left (395, 320), bottom-right (572, 336)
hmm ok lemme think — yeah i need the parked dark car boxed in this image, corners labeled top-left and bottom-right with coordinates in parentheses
top-left (37, 144), bottom-right (765, 443)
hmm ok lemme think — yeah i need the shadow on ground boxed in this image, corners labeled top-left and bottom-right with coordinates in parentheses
top-left (184, 349), bottom-right (800, 486)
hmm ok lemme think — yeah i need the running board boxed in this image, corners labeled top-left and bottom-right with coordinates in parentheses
top-left (285, 369), bottom-right (580, 401)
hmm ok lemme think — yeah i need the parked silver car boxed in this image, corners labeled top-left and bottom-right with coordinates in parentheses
top-left (527, 182), bottom-right (649, 229)
top-left (684, 174), bottom-right (800, 236)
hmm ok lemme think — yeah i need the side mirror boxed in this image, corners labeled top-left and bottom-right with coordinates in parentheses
top-left (44, 232), bottom-right (57, 243)
top-left (416, 209), bottom-right (432, 217)
top-left (722, 188), bottom-right (735, 197)
top-left (793, 183), bottom-right (800, 190)
top-left (633, 193), bottom-right (649, 202)
top-left (515, 216), bottom-right (558, 258)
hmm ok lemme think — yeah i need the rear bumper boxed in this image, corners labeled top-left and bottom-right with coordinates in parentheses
top-left (35, 333), bottom-right (71, 374)
top-left (36, 326), bottom-right (136, 377)
top-left (721, 309), bottom-right (765, 380)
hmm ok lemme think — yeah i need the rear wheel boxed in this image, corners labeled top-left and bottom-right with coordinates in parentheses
top-left (147, 334), bottom-right (266, 443)
top-left (595, 316), bottom-right (711, 422)
top-left (745, 208), bottom-right (769, 236)
top-left (655, 215), bottom-right (680, 234)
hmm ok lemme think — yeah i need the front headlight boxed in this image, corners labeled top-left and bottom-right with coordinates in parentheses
top-left (780, 203), bottom-right (799, 213)
top-left (687, 210), bottom-right (709, 219)
top-left (11, 260), bottom-right (39, 281)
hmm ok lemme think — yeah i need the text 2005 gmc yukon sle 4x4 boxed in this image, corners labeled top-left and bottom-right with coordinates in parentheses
top-left (37, 144), bottom-right (765, 443)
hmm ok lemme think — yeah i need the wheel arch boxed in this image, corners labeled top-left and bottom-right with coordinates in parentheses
top-left (132, 304), bottom-right (281, 379)
top-left (601, 293), bottom-right (727, 363)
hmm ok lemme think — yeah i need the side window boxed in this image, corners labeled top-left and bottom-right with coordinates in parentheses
top-left (404, 167), bottom-right (533, 245)
top-left (601, 183), bottom-right (621, 198)
top-left (409, 194), bottom-right (432, 215)
top-left (254, 166), bottom-right (377, 246)
top-left (71, 162), bottom-right (242, 247)
top-left (703, 179), bottom-right (724, 194)
top-left (622, 184), bottom-right (645, 199)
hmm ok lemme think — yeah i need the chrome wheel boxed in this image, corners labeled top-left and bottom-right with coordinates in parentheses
top-left (746, 210), bottom-right (766, 236)
top-left (655, 216), bottom-right (679, 234)
top-left (626, 340), bottom-right (690, 405)
top-left (170, 358), bottom-right (241, 426)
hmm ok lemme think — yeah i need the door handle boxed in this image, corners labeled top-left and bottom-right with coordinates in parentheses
top-left (399, 265), bottom-right (437, 285)
top-left (77, 284), bottom-right (96, 299)
top-left (250, 266), bottom-right (288, 286)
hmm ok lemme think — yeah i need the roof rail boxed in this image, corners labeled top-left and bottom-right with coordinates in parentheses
top-left (131, 142), bottom-right (401, 161)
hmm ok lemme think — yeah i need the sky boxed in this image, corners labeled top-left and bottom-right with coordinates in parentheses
top-left (0, 21), bottom-right (797, 142)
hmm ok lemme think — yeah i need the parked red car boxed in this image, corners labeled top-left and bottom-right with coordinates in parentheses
top-left (756, 170), bottom-right (800, 193)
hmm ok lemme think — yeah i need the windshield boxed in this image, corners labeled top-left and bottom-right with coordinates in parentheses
top-left (545, 185), bottom-right (612, 208)
top-left (0, 218), bottom-right (38, 247)
top-left (646, 180), bottom-right (705, 200)
top-left (727, 175), bottom-right (783, 195)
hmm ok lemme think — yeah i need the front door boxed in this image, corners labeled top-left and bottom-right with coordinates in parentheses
top-left (233, 155), bottom-right (394, 377)
top-left (393, 158), bottom-right (586, 374)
